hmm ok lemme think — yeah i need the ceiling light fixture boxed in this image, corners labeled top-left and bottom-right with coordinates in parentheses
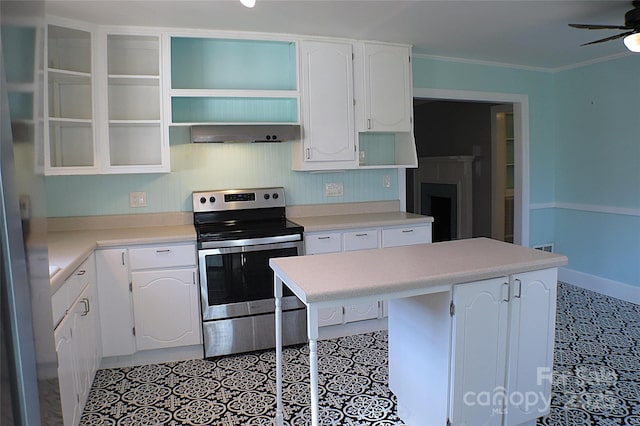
top-left (240, 0), bottom-right (256, 8)
top-left (624, 32), bottom-right (640, 52)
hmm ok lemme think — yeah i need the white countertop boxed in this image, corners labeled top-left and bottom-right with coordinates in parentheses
top-left (291, 211), bottom-right (432, 232)
top-left (270, 237), bottom-right (568, 304)
top-left (48, 225), bottom-right (196, 293)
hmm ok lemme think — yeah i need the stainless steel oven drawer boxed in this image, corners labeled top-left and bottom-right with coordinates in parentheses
top-left (202, 308), bottom-right (307, 358)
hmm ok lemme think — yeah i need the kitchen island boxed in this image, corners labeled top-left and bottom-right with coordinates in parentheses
top-left (269, 237), bottom-right (568, 426)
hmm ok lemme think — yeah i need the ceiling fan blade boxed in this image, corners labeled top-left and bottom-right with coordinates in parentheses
top-left (569, 23), bottom-right (631, 30)
top-left (581, 30), bottom-right (635, 46)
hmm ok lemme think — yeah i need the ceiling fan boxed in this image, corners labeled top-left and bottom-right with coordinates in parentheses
top-left (569, 0), bottom-right (640, 51)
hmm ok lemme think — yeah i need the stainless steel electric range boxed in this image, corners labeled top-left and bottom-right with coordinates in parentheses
top-left (193, 187), bottom-right (307, 358)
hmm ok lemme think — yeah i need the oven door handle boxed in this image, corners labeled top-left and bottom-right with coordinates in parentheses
top-left (198, 239), bottom-right (302, 256)
top-left (198, 234), bottom-right (302, 250)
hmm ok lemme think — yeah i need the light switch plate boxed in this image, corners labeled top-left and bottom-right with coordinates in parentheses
top-left (130, 192), bottom-right (147, 207)
top-left (325, 183), bottom-right (344, 197)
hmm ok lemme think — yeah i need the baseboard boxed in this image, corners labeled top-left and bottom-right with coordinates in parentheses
top-left (100, 344), bottom-right (204, 369)
top-left (559, 267), bottom-right (640, 305)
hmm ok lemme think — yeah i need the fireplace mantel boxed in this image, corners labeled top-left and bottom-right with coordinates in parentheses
top-left (413, 156), bottom-right (474, 239)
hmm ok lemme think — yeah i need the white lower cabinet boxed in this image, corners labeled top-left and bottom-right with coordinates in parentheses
top-left (450, 269), bottom-right (557, 425)
top-left (96, 248), bottom-right (135, 357)
top-left (504, 269), bottom-right (558, 425)
top-left (304, 223), bottom-right (431, 327)
top-left (389, 267), bottom-right (557, 426)
top-left (54, 255), bottom-right (100, 426)
top-left (450, 277), bottom-right (510, 426)
top-left (96, 242), bottom-right (201, 359)
top-left (131, 268), bottom-right (200, 350)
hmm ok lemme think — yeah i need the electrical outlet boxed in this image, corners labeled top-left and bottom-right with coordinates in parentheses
top-left (129, 192), bottom-right (147, 207)
top-left (533, 243), bottom-right (554, 253)
top-left (383, 175), bottom-right (391, 188)
top-left (324, 183), bottom-right (344, 197)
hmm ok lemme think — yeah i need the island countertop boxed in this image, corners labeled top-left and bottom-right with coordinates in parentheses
top-left (270, 237), bottom-right (568, 304)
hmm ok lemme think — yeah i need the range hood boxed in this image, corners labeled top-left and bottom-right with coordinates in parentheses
top-left (190, 124), bottom-right (300, 143)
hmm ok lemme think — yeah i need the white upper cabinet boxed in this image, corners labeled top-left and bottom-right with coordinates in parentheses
top-left (101, 31), bottom-right (168, 173)
top-left (354, 42), bottom-right (417, 169)
top-left (357, 42), bottom-right (412, 132)
top-left (294, 40), bottom-right (356, 170)
top-left (45, 19), bottom-right (169, 175)
top-left (46, 22), bottom-right (97, 173)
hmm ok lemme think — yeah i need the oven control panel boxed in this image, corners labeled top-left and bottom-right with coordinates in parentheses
top-left (193, 187), bottom-right (286, 212)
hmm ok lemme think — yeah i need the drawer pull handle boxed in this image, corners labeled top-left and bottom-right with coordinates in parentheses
top-left (156, 249), bottom-right (171, 253)
top-left (80, 298), bottom-right (90, 316)
top-left (355, 233), bottom-right (368, 237)
top-left (401, 229), bottom-right (414, 233)
top-left (76, 270), bottom-right (86, 276)
top-left (317, 236), bottom-right (331, 240)
top-left (514, 279), bottom-right (522, 298)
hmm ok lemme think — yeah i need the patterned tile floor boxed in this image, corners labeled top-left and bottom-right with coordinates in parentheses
top-left (81, 282), bottom-right (640, 425)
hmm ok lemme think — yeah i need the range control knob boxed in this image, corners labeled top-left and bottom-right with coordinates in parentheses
top-left (209, 196), bottom-right (216, 203)
top-left (264, 193), bottom-right (270, 200)
top-left (272, 193), bottom-right (279, 199)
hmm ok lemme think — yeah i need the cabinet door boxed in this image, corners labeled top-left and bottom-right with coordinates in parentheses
top-left (104, 33), bottom-right (168, 173)
top-left (505, 268), bottom-right (558, 425)
top-left (131, 268), bottom-right (200, 351)
top-left (299, 40), bottom-right (355, 166)
top-left (96, 249), bottom-right (135, 357)
top-left (304, 232), bottom-right (343, 326)
top-left (74, 281), bottom-right (100, 408)
top-left (343, 229), bottom-right (379, 322)
top-left (362, 43), bottom-right (412, 132)
top-left (450, 277), bottom-right (509, 426)
top-left (46, 23), bottom-right (97, 174)
top-left (55, 312), bottom-right (79, 426)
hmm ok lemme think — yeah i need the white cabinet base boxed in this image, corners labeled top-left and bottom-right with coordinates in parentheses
top-left (388, 291), bottom-right (451, 425)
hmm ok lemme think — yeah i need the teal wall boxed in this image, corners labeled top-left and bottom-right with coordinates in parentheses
top-left (554, 55), bottom-right (640, 287)
top-left (45, 140), bottom-right (399, 216)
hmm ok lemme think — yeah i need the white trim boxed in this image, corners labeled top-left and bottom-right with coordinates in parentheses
top-left (529, 202), bottom-right (556, 210)
top-left (530, 202), bottom-right (640, 217)
top-left (412, 88), bottom-right (530, 247)
top-left (559, 267), bottom-right (640, 305)
top-left (551, 51), bottom-right (632, 73)
top-left (398, 169), bottom-right (407, 212)
top-left (412, 52), bottom-right (552, 73)
top-left (411, 50), bottom-right (632, 74)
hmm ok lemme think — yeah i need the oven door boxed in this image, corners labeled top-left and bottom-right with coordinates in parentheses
top-left (198, 240), bottom-right (304, 321)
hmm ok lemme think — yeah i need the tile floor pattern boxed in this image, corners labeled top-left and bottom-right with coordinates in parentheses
top-left (81, 282), bottom-right (640, 426)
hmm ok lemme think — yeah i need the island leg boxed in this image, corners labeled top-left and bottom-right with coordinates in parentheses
top-left (274, 274), bottom-right (284, 426)
top-left (307, 304), bottom-right (319, 426)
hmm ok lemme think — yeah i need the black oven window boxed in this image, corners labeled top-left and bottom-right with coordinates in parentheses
top-left (204, 246), bottom-right (298, 306)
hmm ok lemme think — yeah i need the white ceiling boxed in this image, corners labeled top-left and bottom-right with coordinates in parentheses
top-left (45, 0), bottom-right (637, 70)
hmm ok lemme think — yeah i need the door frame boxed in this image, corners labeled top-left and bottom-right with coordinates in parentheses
top-left (405, 88), bottom-right (530, 247)
top-left (491, 104), bottom-right (514, 242)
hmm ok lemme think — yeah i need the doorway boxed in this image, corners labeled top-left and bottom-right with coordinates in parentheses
top-left (406, 89), bottom-right (529, 246)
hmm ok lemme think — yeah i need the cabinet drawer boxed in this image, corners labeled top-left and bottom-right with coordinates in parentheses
top-left (382, 224), bottom-right (432, 248)
top-left (129, 244), bottom-right (196, 270)
top-left (304, 233), bottom-right (342, 254)
top-left (343, 229), bottom-right (379, 251)
top-left (52, 255), bottom-right (94, 328)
